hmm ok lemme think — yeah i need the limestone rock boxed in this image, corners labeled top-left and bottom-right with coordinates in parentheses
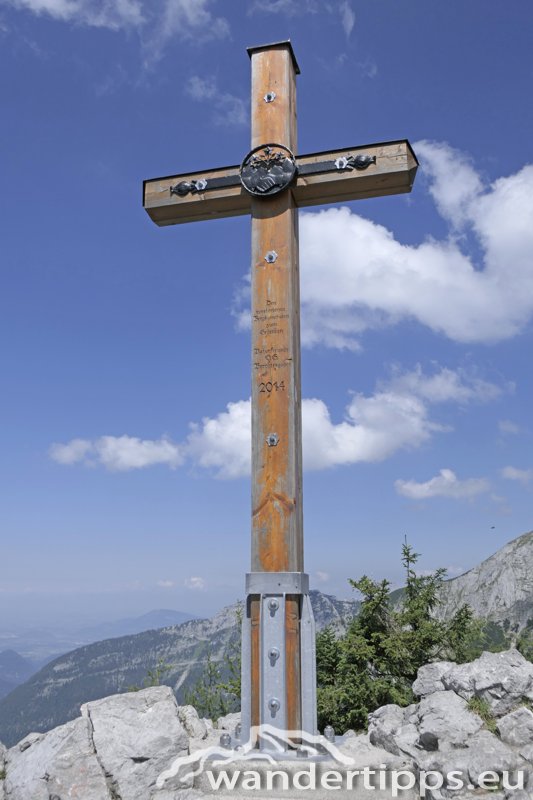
top-left (497, 706), bottom-right (533, 747)
top-left (442, 649), bottom-right (533, 716)
top-left (369, 692), bottom-right (482, 761)
top-left (368, 704), bottom-right (418, 757)
top-left (81, 686), bottom-right (190, 799)
top-left (188, 727), bottom-right (224, 755)
top-left (419, 729), bottom-right (522, 790)
top-left (436, 530), bottom-right (533, 629)
top-left (338, 730), bottom-right (414, 770)
top-left (215, 711), bottom-right (241, 732)
top-left (413, 661), bottom-right (455, 697)
top-left (369, 704), bottom-right (406, 736)
top-left (0, 741), bottom-right (5, 800)
top-left (4, 717), bottom-right (111, 800)
top-left (416, 691), bottom-right (483, 745)
top-left (178, 705), bottom-right (208, 740)
top-left (519, 743), bottom-right (533, 763)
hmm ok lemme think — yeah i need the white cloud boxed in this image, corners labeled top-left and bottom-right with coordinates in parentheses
top-left (51, 365), bottom-right (501, 478)
top-left (181, 365), bottom-right (497, 476)
top-left (339, 1), bottom-right (355, 36)
top-left (249, 0), bottom-right (319, 15)
top-left (385, 364), bottom-right (502, 404)
top-left (249, 0), bottom-right (354, 36)
top-left (415, 140), bottom-right (484, 229)
top-left (49, 434), bottom-right (183, 471)
top-left (358, 57), bottom-right (377, 79)
top-left (2, 0), bottom-right (144, 28)
top-left (49, 438), bottom-right (93, 465)
top-left (232, 142), bottom-right (533, 349)
top-left (185, 75), bottom-right (247, 127)
top-left (315, 570), bottom-right (330, 583)
top-left (157, 579), bottom-right (175, 588)
top-left (499, 420), bottom-right (520, 435)
top-left (184, 576), bottom-right (205, 590)
top-left (1, 0), bottom-right (230, 63)
top-left (142, 0), bottom-right (229, 66)
top-left (501, 466), bottom-right (533, 485)
top-left (186, 399), bottom-right (251, 479)
top-left (395, 468), bottom-right (491, 500)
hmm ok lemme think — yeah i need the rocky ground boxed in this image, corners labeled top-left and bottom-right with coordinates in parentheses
top-left (1, 649), bottom-right (533, 799)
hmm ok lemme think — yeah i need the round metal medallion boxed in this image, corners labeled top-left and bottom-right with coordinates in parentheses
top-left (239, 143), bottom-right (297, 197)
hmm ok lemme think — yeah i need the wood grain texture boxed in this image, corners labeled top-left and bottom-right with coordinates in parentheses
top-left (143, 140), bottom-right (417, 226)
top-left (249, 43), bottom-right (302, 736)
top-left (250, 45), bottom-right (302, 575)
top-left (285, 594), bottom-right (302, 736)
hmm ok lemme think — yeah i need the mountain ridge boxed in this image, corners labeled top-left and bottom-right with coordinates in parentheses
top-left (2, 530), bottom-right (533, 748)
top-left (0, 590), bottom-right (358, 747)
top-left (437, 530), bottom-right (533, 630)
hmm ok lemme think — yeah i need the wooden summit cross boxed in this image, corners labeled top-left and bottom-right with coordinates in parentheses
top-left (143, 41), bottom-right (417, 749)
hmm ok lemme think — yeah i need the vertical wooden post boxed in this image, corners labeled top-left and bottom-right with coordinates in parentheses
top-left (249, 43), bottom-right (303, 734)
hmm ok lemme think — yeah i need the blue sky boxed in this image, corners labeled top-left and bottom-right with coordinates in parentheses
top-left (1, 0), bottom-right (533, 627)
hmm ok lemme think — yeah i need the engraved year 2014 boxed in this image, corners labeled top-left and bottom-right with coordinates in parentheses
top-left (258, 380), bottom-right (286, 394)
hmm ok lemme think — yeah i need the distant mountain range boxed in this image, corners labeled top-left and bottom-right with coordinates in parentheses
top-left (1, 531), bottom-right (532, 748)
top-left (0, 650), bottom-right (38, 700)
top-left (0, 591), bottom-right (358, 746)
top-left (0, 608), bottom-right (197, 663)
top-left (0, 609), bottom-right (196, 700)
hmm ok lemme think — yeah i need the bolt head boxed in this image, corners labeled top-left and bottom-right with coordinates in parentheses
top-left (335, 156), bottom-right (349, 170)
top-left (264, 91), bottom-right (276, 103)
top-left (268, 697), bottom-right (280, 712)
top-left (219, 732), bottom-right (232, 749)
top-left (265, 250), bottom-right (278, 263)
top-left (324, 725), bottom-right (336, 742)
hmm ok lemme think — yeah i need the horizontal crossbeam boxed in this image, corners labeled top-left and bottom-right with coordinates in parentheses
top-left (143, 139), bottom-right (418, 226)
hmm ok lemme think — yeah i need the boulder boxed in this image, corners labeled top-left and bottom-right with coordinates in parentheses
top-left (4, 717), bottom-right (111, 800)
top-left (215, 711), bottom-right (241, 732)
top-left (177, 705), bottom-right (208, 740)
top-left (442, 650), bottom-right (533, 716)
top-left (368, 704), bottom-right (419, 757)
top-left (338, 730), bottom-right (414, 770)
top-left (416, 690), bottom-right (483, 745)
top-left (416, 729), bottom-right (524, 795)
top-left (413, 661), bottom-right (456, 697)
top-left (81, 686), bottom-right (190, 799)
top-left (414, 730), bottom-right (523, 798)
top-left (188, 727), bottom-right (226, 755)
top-left (369, 692), bottom-right (483, 760)
top-left (497, 706), bottom-right (533, 747)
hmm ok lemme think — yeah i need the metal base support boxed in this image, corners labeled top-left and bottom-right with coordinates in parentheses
top-left (241, 572), bottom-right (317, 751)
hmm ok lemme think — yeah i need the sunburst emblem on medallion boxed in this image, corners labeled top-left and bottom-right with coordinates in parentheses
top-left (240, 144), bottom-right (297, 197)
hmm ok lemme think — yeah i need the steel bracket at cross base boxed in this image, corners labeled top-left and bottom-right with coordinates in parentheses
top-left (240, 572), bottom-right (317, 751)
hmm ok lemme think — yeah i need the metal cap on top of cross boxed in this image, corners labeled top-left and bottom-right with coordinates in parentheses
top-left (143, 40), bottom-right (418, 752)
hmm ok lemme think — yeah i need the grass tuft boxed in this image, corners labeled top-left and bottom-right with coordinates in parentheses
top-left (467, 696), bottom-right (498, 735)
